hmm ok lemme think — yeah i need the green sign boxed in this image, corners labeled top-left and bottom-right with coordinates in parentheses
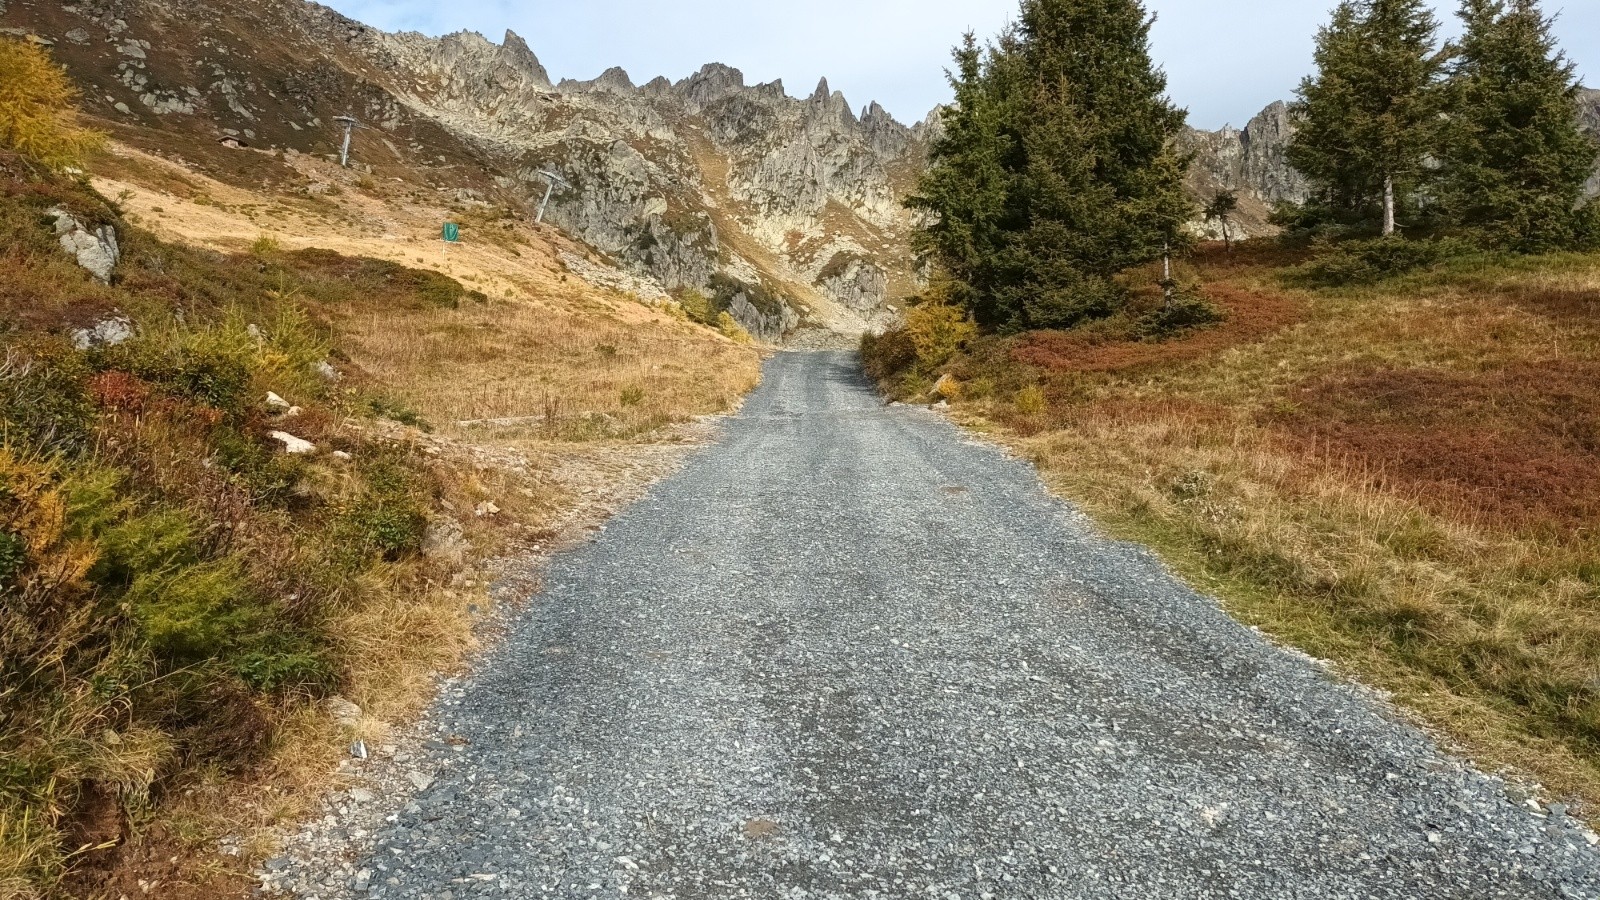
top-left (442, 222), bottom-right (460, 243)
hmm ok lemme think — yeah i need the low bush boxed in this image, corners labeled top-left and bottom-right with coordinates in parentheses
top-left (860, 325), bottom-right (917, 385)
top-left (1292, 237), bottom-right (1474, 287)
top-left (1133, 292), bottom-right (1227, 340)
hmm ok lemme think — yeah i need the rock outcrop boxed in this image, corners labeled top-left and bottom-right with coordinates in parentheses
top-left (48, 206), bottom-right (119, 283)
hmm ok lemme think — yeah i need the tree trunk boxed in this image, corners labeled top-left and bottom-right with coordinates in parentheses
top-left (1221, 218), bottom-right (1232, 253)
top-left (1382, 176), bottom-right (1396, 237)
top-left (1162, 241), bottom-right (1174, 309)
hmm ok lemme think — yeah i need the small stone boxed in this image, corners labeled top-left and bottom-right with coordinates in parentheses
top-left (325, 695), bottom-right (362, 729)
top-left (348, 787), bottom-right (375, 804)
top-left (406, 771), bottom-right (434, 791)
top-left (332, 450), bottom-right (354, 462)
top-left (350, 739), bottom-right (369, 759)
top-left (269, 431), bottom-right (316, 455)
top-left (316, 360), bottom-right (340, 380)
top-left (266, 391), bottom-right (292, 410)
top-left (474, 501), bottom-right (500, 518)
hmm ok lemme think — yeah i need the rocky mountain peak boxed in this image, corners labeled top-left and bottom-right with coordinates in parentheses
top-left (560, 66), bottom-right (636, 95)
top-left (860, 101), bottom-right (914, 158)
top-left (807, 77), bottom-right (857, 128)
top-left (499, 29), bottom-right (552, 89)
top-left (677, 63), bottom-right (747, 112)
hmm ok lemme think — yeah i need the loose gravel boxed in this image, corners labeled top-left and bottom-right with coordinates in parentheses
top-left (268, 350), bottom-right (1600, 899)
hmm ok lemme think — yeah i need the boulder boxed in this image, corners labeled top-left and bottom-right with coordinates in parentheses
top-left (71, 315), bottom-right (135, 349)
top-left (49, 207), bottom-right (119, 283)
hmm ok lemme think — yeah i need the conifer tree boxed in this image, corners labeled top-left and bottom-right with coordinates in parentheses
top-left (909, 0), bottom-right (1192, 330)
top-left (0, 39), bottom-right (102, 170)
top-left (908, 34), bottom-right (1020, 326)
top-left (1204, 189), bottom-right (1239, 251)
top-left (1438, 0), bottom-right (1599, 252)
top-left (1288, 0), bottom-right (1447, 236)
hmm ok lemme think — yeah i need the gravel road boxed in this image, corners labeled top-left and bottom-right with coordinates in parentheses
top-left (338, 351), bottom-right (1600, 899)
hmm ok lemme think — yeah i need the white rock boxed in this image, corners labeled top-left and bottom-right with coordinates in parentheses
top-left (316, 360), bottom-right (340, 380)
top-left (265, 391), bottom-right (292, 410)
top-left (406, 771), bottom-right (434, 791)
top-left (268, 431), bottom-right (316, 455)
top-left (332, 450), bottom-right (353, 462)
top-left (49, 207), bottom-right (119, 283)
top-left (71, 315), bottom-right (135, 349)
top-left (474, 501), bottom-right (501, 518)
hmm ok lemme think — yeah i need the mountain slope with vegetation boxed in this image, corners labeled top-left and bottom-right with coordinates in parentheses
top-left (0, 0), bottom-right (934, 340)
top-left (0, 36), bottom-right (760, 899)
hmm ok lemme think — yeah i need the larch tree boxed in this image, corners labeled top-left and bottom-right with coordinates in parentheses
top-left (0, 38), bottom-right (102, 170)
top-left (1288, 0), bottom-right (1447, 236)
top-left (1438, 0), bottom-right (1599, 252)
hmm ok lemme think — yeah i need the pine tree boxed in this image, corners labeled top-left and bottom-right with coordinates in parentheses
top-left (1438, 0), bottom-right (1599, 252)
top-left (909, 0), bottom-right (1192, 330)
top-left (1288, 0), bottom-right (1447, 236)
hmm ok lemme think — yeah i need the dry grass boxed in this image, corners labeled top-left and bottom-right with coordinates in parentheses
top-left (1, 141), bottom-right (764, 899)
top-left (882, 241), bottom-right (1600, 814)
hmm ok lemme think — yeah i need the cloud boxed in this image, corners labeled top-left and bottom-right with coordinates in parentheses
top-left (325, 0), bottom-right (1599, 130)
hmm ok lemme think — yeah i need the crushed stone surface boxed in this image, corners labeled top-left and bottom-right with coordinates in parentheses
top-left (269, 351), bottom-right (1600, 899)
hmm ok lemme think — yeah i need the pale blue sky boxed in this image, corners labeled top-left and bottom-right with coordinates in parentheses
top-left (324, 0), bottom-right (1599, 130)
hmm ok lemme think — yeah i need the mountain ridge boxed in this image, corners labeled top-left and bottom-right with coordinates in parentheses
top-left (1, 0), bottom-right (932, 338)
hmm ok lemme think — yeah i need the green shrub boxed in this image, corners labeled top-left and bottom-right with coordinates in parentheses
top-left (336, 453), bottom-right (430, 562)
top-left (365, 395), bottom-right (432, 432)
top-left (0, 344), bottom-right (95, 454)
top-left (905, 300), bottom-right (977, 370)
top-left (1134, 293), bottom-right (1227, 340)
top-left (676, 288), bottom-right (717, 326)
top-left (1292, 237), bottom-right (1472, 287)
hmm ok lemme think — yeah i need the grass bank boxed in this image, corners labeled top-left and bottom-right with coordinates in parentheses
top-left (865, 242), bottom-right (1600, 813)
top-left (0, 150), bottom-right (760, 899)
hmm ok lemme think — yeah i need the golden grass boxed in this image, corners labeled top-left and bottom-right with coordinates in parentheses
top-left (924, 245), bottom-right (1600, 814)
top-left (30, 143), bottom-right (766, 898)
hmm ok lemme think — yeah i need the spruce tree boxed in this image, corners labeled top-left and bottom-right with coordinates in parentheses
top-left (909, 0), bottom-right (1192, 330)
top-left (1439, 0), bottom-right (1599, 252)
top-left (1288, 0), bottom-right (1447, 235)
top-left (908, 34), bottom-right (1021, 325)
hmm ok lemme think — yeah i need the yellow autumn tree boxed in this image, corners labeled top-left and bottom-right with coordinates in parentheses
top-left (0, 38), bottom-right (103, 169)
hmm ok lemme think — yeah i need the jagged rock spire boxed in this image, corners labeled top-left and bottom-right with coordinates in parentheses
top-left (500, 29), bottom-right (552, 89)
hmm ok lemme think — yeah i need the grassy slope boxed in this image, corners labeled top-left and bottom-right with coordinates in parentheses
top-left (867, 243), bottom-right (1600, 815)
top-left (0, 148), bottom-right (761, 899)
